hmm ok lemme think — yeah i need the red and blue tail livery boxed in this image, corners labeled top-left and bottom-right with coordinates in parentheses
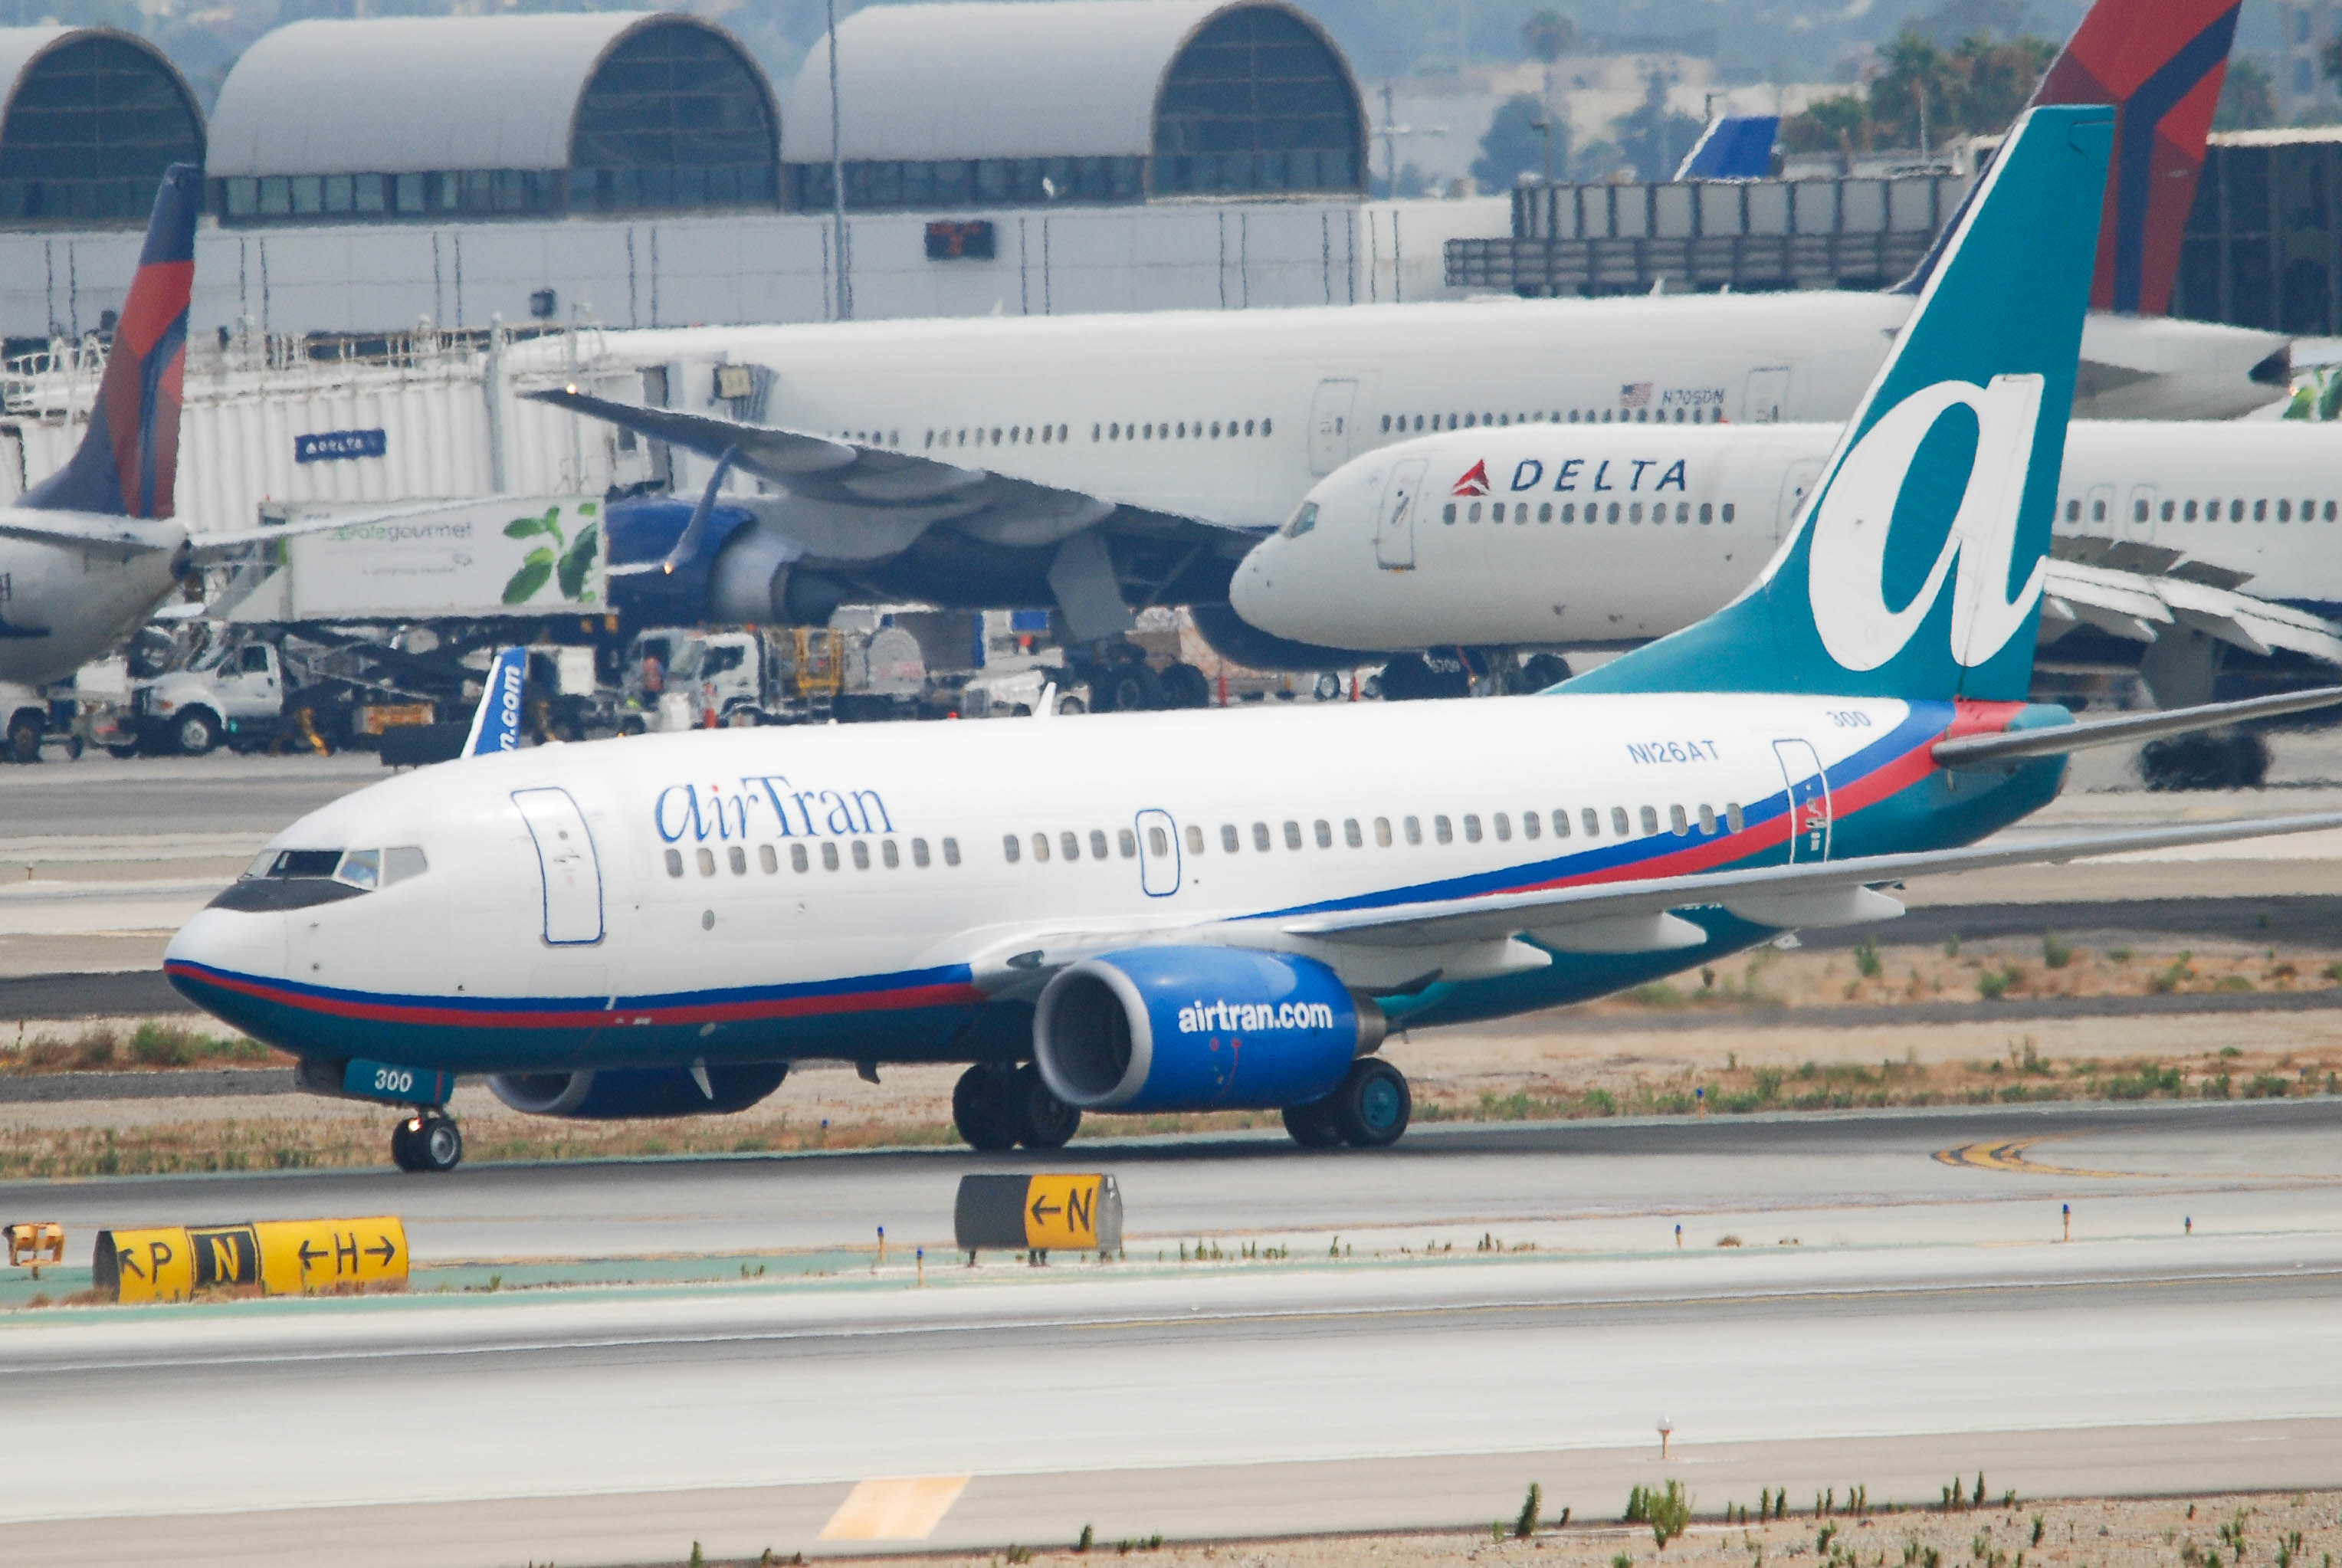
top-left (2035, 0), bottom-right (2238, 317)
top-left (19, 162), bottom-right (198, 520)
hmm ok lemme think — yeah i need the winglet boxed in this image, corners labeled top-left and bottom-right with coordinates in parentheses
top-left (463, 648), bottom-right (527, 756)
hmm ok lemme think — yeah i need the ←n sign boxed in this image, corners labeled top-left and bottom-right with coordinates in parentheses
top-left (1804, 375), bottom-right (2048, 672)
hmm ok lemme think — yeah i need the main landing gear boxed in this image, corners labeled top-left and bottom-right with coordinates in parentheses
top-left (953, 1062), bottom-right (1081, 1152)
top-left (1282, 1058), bottom-right (1412, 1150)
top-left (390, 1112), bottom-right (464, 1173)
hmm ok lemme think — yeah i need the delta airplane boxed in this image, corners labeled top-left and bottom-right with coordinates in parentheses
top-left (0, 166), bottom-right (450, 759)
top-left (1230, 418), bottom-right (2342, 677)
top-left (165, 107), bottom-right (2342, 1173)
top-left (521, 0), bottom-right (2275, 660)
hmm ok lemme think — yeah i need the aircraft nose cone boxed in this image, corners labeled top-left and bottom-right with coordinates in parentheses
top-left (164, 906), bottom-right (290, 1023)
top-left (1229, 549), bottom-right (1274, 628)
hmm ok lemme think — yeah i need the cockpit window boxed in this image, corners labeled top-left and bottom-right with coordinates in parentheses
top-left (385, 846), bottom-right (428, 885)
top-left (238, 845), bottom-right (426, 890)
top-left (334, 850), bottom-right (380, 891)
top-left (1281, 501), bottom-right (1318, 538)
top-left (251, 849), bottom-right (343, 880)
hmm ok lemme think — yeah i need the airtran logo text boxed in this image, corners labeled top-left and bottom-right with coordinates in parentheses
top-left (654, 775), bottom-right (895, 843)
top-left (1176, 999), bottom-right (1338, 1034)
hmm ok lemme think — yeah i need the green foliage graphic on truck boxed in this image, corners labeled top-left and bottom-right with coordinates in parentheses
top-left (503, 506), bottom-right (601, 605)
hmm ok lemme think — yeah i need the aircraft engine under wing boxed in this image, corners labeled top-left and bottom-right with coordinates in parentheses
top-left (529, 385), bottom-right (1252, 642)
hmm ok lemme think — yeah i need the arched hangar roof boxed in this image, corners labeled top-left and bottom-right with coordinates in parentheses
top-left (788, 0), bottom-right (1363, 171)
top-left (0, 26), bottom-right (205, 227)
top-left (206, 12), bottom-right (777, 178)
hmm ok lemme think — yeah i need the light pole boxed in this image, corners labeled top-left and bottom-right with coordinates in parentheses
top-left (827, 0), bottom-right (852, 320)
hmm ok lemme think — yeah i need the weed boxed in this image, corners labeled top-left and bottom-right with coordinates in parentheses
top-left (1978, 967), bottom-right (2019, 1001)
top-left (1079, 1524), bottom-right (1094, 1553)
top-left (2220, 1045), bottom-right (2243, 1058)
top-left (689, 1543), bottom-right (704, 1568)
top-left (2108, 946), bottom-right (2134, 963)
top-left (1005, 1546), bottom-right (1033, 1564)
top-left (2219, 1511), bottom-right (2249, 1563)
top-left (2043, 931), bottom-right (2073, 969)
top-left (1945, 933), bottom-right (1963, 957)
top-left (1517, 1482), bottom-right (1543, 1538)
top-left (1855, 937), bottom-right (1883, 979)
top-left (1819, 1526), bottom-right (1839, 1555)
top-left (1717, 1234), bottom-right (1743, 1247)
top-left (1615, 1555), bottom-right (1635, 1568)
top-left (2278, 1532), bottom-right (2304, 1568)
top-left (2249, 1074), bottom-right (2291, 1098)
top-left (1975, 1475), bottom-right (1987, 1508)
top-left (1647, 1481), bottom-right (1692, 1550)
top-left (2153, 953), bottom-right (2197, 994)
top-left (2034, 1516), bottom-right (2046, 1547)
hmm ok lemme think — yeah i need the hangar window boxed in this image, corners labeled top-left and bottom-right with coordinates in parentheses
top-left (0, 35), bottom-right (204, 228)
top-left (570, 21), bottom-right (779, 215)
top-left (943, 837), bottom-right (962, 866)
top-left (792, 844), bottom-right (810, 872)
top-left (1150, 6), bottom-right (1362, 197)
top-left (1433, 814), bottom-right (1452, 845)
top-left (913, 838), bottom-right (930, 867)
top-left (1403, 815), bottom-right (1422, 845)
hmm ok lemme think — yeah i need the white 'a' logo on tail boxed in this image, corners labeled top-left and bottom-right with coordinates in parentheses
top-left (1804, 374), bottom-right (2047, 672)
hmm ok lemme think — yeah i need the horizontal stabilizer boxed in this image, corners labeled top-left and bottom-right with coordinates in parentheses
top-left (1933, 684), bottom-right (2342, 768)
top-left (0, 514), bottom-right (172, 556)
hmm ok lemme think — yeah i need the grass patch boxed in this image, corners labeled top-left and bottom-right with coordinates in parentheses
top-left (1, 1022), bottom-right (270, 1075)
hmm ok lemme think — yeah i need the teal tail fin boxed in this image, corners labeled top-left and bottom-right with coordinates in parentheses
top-left (1566, 104), bottom-right (2114, 703)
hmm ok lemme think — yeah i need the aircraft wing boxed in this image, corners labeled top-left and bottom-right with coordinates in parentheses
top-left (1277, 812), bottom-right (2342, 950)
top-left (2041, 550), bottom-right (2342, 668)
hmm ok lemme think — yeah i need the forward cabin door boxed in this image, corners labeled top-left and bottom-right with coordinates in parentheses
top-left (513, 786), bottom-right (605, 944)
top-left (1134, 809), bottom-right (1182, 897)
top-left (1375, 458), bottom-right (1427, 569)
top-left (1307, 379), bottom-right (1359, 476)
top-left (1744, 366), bottom-right (1792, 423)
top-left (1771, 740), bottom-right (1832, 863)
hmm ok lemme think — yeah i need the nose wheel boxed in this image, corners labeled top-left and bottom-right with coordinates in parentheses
top-left (390, 1113), bottom-right (464, 1173)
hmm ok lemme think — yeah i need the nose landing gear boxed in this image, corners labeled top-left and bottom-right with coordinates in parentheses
top-left (390, 1112), bottom-right (464, 1173)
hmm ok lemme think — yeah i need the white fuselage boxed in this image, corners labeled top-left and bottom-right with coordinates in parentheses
top-left (516, 294), bottom-right (2286, 536)
top-left (160, 690), bottom-right (2035, 1068)
top-left (1233, 420), bottom-right (2342, 649)
top-left (0, 512), bottom-right (183, 686)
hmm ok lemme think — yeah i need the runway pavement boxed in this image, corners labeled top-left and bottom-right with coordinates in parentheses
top-left (5, 1100), bottom-right (2342, 1565)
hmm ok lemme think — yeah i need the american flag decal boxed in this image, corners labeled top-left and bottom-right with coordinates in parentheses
top-left (1620, 382), bottom-right (1654, 408)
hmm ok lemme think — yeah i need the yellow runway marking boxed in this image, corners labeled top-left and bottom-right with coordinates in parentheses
top-left (818, 1475), bottom-right (972, 1540)
top-left (1935, 1134), bottom-right (2342, 1183)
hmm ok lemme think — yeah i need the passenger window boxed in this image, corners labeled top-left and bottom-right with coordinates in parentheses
top-left (1582, 808), bottom-right (1599, 838)
top-left (2255, 499), bottom-right (2268, 521)
top-left (1463, 814), bottom-right (1482, 843)
top-left (2281, 500), bottom-right (2294, 521)
top-left (913, 838), bottom-right (931, 868)
top-left (1120, 828), bottom-right (1138, 858)
top-left (1640, 805), bottom-right (1659, 835)
top-left (883, 840), bottom-right (900, 868)
top-left (2162, 500), bottom-right (2175, 521)
top-left (1538, 504), bottom-right (1552, 522)
top-left (1551, 809), bottom-right (1570, 838)
top-left (1284, 821), bottom-right (1302, 849)
top-left (2065, 499), bottom-right (2079, 522)
top-left (1059, 832), bottom-right (1080, 861)
top-left (1669, 804), bottom-right (1688, 835)
top-left (1562, 504), bottom-right (1576, 522)
top-left (664, 848), bottom-right (684, 878)
top-left (1607, 503), bottom-right (1620, 523)
top-left (851, 841), bottom-right (871, 870)
top-left (1374, 816), bottom-right (1392, 847)
top-left (1629, 503), bottom-right (1642, 523)
top-left (1034, 833), bottom-right (1052, 862)
top-left (1252, 822), bottom-right (1271, 851)
top-left (1003, 834), bottom-right (1022, 864)
top-left (729, 845), bottom-right (747, 874)
top-left (1091, 829), bottom-right (1110, 859)
top-left (1522, 810), bottom-right (1540, 841)
top-left (2185, 500), bottom-right (2198, 521)
top-left (1493, 812), bottom-right (1511, 841)
top-left (1404, 815), bottom-right (1422, 845)
top-left (1148, 825), bottom-right (1170, 856)
top-left (1344, 818), bottom-right (1363, 848)
top-left (1492, 503), bottom-right (1504, 522)
top-left (1721, 504), bottom-right (1735, 522)
top-left (1222, 823), bottom-right (1240, 852)
top-left (1725, 802), bottom-right (1744, 834)
top-left (1186, 824), bottom-right (1205, 854)
top-left (1612, 806), bottom-right (1631, 836)
top-left (943, 838), bottom-right (961, 867)
top-left (1468, 503), bottom-right (1481, 522)
top-left (2092, 500), bottom-right (2107, 522)
top-left (1314, 819), bottom-right (1333, 848)
top-left (759, 844), bottom-right (779, 873)
top-left (1698, 804), bottom-right (1717, 835)
top-left (697, 848), bottom-right (716, 876)
top-left (792, 843), bottom-right (811, 872)
top-left (1434, 815), bottom-right (1453, 845)
top-left (822, 842), bottom-right (841, 871)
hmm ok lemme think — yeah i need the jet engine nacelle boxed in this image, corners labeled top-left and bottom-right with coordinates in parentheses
top-left (1034, 948), bottom-right (1383, 1113)
top-left (487, 1062), bottom-right (789, 1119)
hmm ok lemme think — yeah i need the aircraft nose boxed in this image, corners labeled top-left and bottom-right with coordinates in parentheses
top-left (163, 906), bottom-right (290, 1023)
top-left (1228, 545), bottom-right (1277, 628)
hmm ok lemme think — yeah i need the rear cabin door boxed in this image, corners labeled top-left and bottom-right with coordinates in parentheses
top-left (512, 786), bottom-right (605, 945)
top-left (1134, 809), bottom-right (1182, 897)
top-left (1307, 379), bottom-right (1359, 476)
top-left (1771, 739), bottom-right (1832, 863)
top-left (1375, 458), bottom-right (1427, 569)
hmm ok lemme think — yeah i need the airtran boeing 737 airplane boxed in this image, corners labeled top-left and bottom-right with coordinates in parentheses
top-left (167, 107), bottom-right (2342, 1173)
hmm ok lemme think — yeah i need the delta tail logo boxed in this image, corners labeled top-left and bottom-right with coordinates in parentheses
top-left (1451, 460), bottom-right (1491, 497)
